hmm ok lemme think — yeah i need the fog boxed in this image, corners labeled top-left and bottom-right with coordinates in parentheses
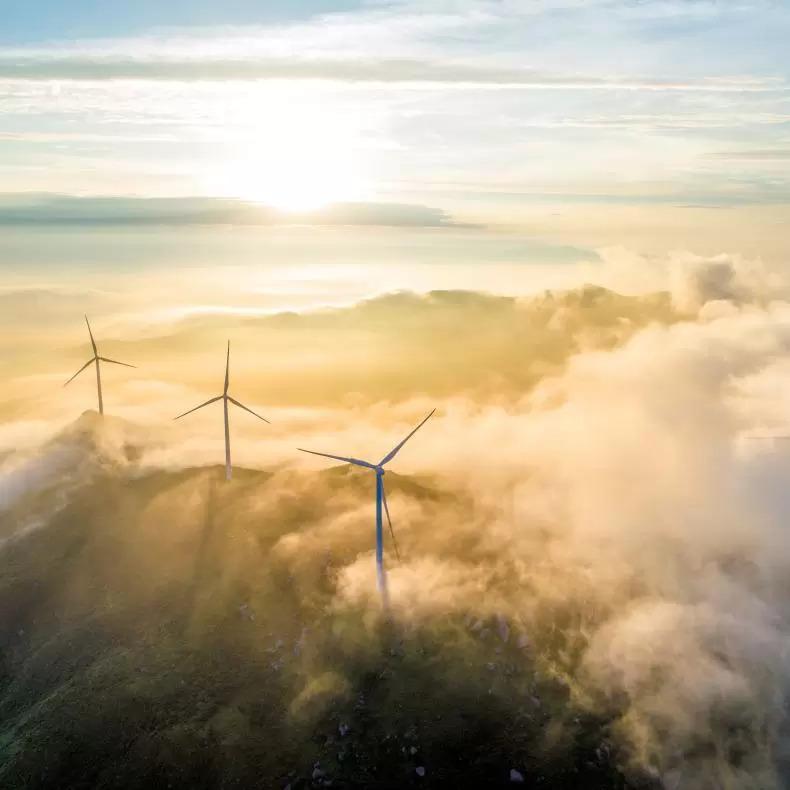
top-left (1, 252), bottom-right (789, 787)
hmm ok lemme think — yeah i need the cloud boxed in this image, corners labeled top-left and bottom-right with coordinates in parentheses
top-left (1, 2), bottom-right (787, 224)
top-left (707, 150), bottom-right (790, 161)
top-left (5, 257), bottom-right (790, 784)
top-left (579, 248), bottom-right (790, 312)
top-left (0, 193), bottom-right (457, 228)
top-left (6, 275), bottom-right (790, 785)
top-left (0, 53), bottom-right (782, 92)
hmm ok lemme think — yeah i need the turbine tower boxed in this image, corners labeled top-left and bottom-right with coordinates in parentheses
top-left (299, 409), bottom-right (435, 598)
top-left (64, 315), bottom-right (136, 415)
top-left (175, 341), bottom-right (269, 481)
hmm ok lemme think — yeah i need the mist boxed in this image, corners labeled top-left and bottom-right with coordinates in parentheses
top-left (1, 252), bottom-right (790, 788)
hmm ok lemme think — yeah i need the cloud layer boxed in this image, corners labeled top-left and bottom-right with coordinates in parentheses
top-left (0, 194), bottom-right (456, 228)
top-left (3, 251), bottom-right (790, 786)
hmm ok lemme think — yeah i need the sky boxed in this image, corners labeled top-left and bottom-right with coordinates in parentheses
top-left (0, 0), bottom-right (789, 364)
top-left (0, 0), bottom-right (787, 241)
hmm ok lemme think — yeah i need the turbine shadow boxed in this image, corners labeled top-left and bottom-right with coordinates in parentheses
top-left (182, 470), bottom-right (221, 635)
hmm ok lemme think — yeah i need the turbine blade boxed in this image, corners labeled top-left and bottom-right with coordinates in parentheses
top-left (84, 315), bottom-right (98, 355)
top-left (64, 358), bottom-right (95, 386)
top-left (174, 395), bottom-right (222, 420)
top-left (228, 396), bottom-right (270, 423)
top-left (381, 481), bottom-right (401, 563)
top-left (379, 408), bottom-right (436, 466)
top-left (98, 356), bottom-right (136, 369)
top-left (297, 448), bottom-right (376, 469)
top-left (224, 341), bottom-right (230, 394)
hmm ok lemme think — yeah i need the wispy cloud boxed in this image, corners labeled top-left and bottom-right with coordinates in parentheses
top-left (0, 193), bottom-right (458, 227)
top-left (706, 149), bottom-right (790, 160)
top-left (0, 54), bottom-right (783, 92)
top-left (0, 0), bottom-right (787, 230)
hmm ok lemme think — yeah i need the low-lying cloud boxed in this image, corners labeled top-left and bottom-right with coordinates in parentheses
top-left (2, 252), bottom-right (790, 787)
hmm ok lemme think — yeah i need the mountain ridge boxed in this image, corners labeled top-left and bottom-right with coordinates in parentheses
top-left (0, 413), bottom-right (653, 789)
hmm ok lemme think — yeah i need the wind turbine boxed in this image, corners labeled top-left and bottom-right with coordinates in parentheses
top-left (298, 409), bottom-right (435, 597)
top-left (175, 341), bottom-right (269, 481)
top-left (64, 315), bottom-right (136, 415)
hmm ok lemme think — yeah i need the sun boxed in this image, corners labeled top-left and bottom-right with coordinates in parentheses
top-left (200, 86), bottom-right (372, 212)
top-left (224, 149), bottom-right (363, 212)
top-left (206, 113), bottom-right (368, 212)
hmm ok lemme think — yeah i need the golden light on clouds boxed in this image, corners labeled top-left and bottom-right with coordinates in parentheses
top-left (2, 0), bottom-right (790, 783)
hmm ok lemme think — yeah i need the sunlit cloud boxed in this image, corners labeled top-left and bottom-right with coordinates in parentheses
top-left (1, 55), bottom-right (783, 92)
top-left (0, 0), bottom-right (788, 225)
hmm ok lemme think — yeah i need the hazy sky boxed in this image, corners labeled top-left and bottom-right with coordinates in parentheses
top-left (1, 1), bottom-right (788, 223)
top-left (0, 0), bottom-right (789, 328)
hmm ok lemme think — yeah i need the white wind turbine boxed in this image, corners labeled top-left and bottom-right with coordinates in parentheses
top-left (64, 315), bottom-right (136, 415)
top-left (175, 341), bottom-right (269, 481)
top-left (298, 409), bottom-right (435, 599)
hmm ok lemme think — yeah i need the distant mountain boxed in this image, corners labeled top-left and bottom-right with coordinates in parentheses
top-left (122, 285), bottom-right (677, 408)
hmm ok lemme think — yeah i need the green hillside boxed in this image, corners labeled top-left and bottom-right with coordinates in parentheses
top-left (0, 414), bottom-right (656, 789)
